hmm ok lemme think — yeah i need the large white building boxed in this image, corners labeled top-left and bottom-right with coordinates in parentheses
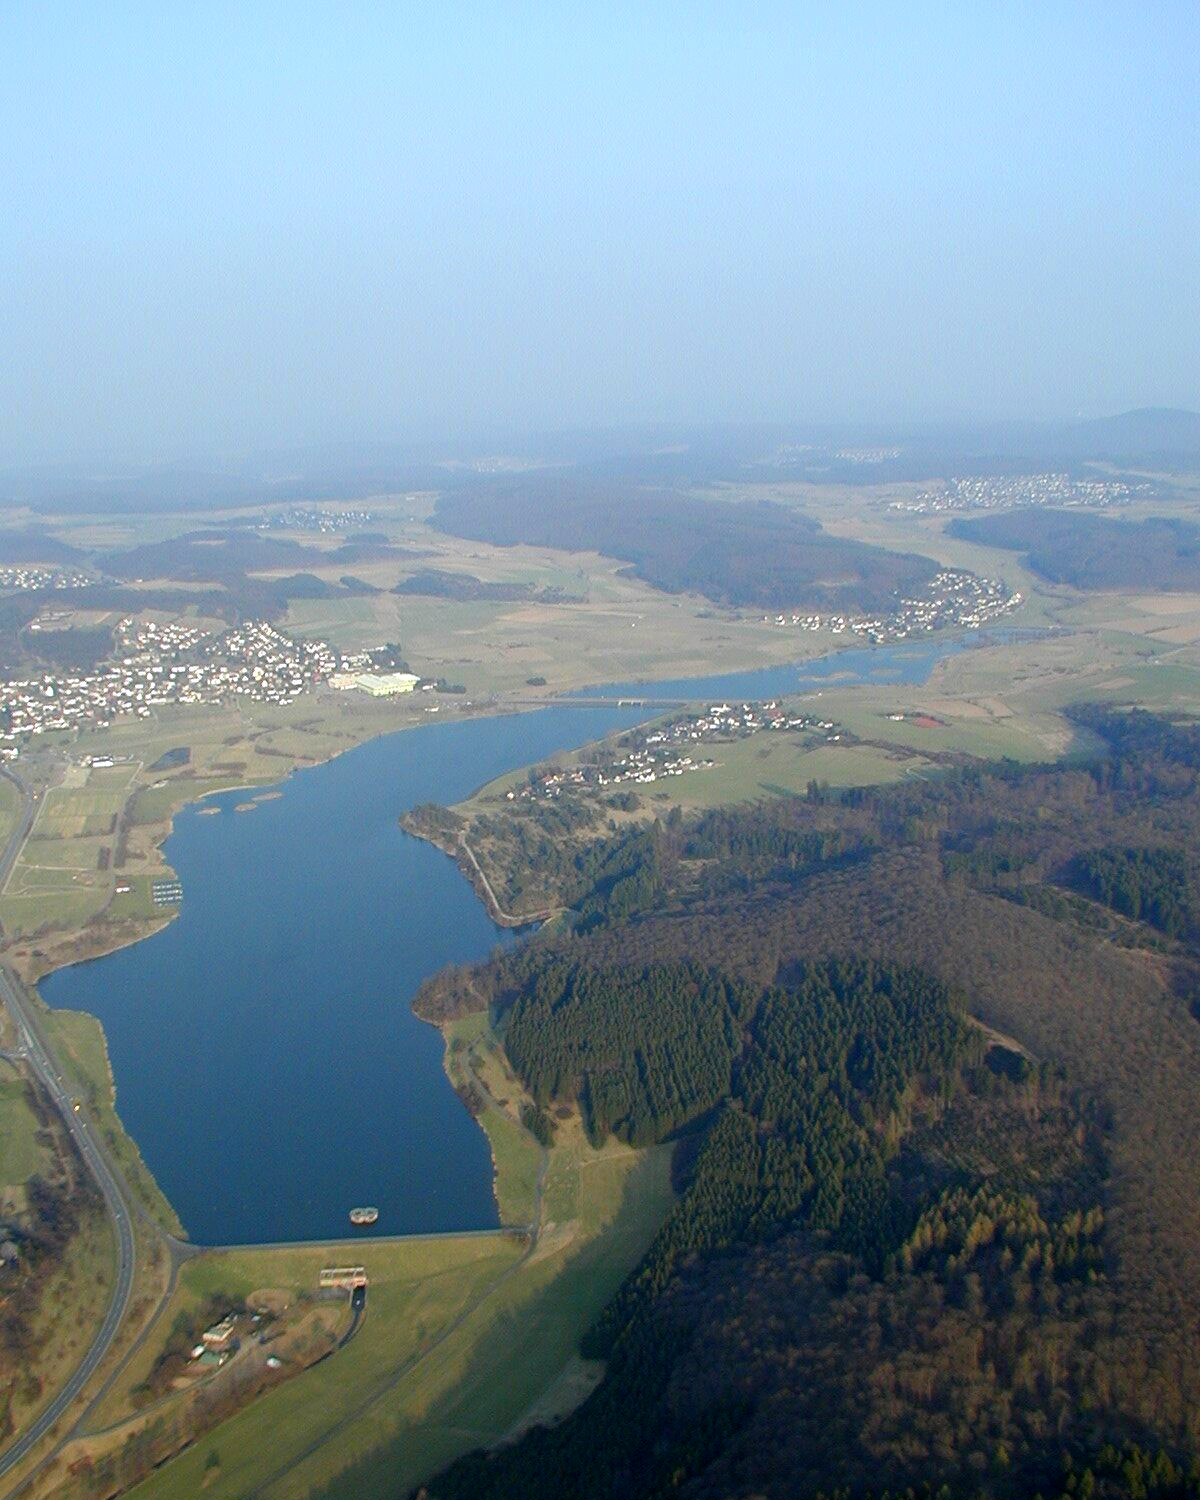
top-left (352, 671), bottom-right (420, 696)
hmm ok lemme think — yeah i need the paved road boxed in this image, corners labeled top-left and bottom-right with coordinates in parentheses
top-left (0, 770), bottom-right (139, 1482)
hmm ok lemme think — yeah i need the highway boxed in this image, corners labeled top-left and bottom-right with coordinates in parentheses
top-left (0, 769), bottom-right (139, 1482)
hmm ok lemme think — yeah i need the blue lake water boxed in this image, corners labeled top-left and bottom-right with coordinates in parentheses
top-left (42, 706), bottom-right (648, 1245)
top-left (40, 635), bottom-right (971, 1246)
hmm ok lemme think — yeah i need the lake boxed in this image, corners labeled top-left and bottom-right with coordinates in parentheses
top-left (42, 706), bottom-right (649, 1245)
top-left (41, 635), bottom-right (965, 1245)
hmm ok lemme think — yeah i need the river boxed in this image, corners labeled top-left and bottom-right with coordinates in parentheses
top-left (41, 636), bottom-right (966, 1245)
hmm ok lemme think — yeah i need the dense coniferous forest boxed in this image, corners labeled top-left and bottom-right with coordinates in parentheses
top-left (433, 480), bottom-right (938, 612)
top-left (1070, 846), bottom-right (1196, 938)
top-left (409, 705), bottom-right (1200, 1500)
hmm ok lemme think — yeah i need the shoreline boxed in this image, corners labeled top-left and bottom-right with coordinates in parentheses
top-left (12, 696), bottom-right (554, 1251)
top-left (4, 630), bottom-right (894, 1250)
top-left (9, 696), bottom-right (526, 987)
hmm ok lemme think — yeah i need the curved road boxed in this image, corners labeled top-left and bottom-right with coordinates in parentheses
top-left (0, 770), bottom-right (139, 1482)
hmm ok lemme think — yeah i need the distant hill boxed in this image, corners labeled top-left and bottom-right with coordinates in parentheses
top-left (0, 528), bottom-right (86, 565)
top-left (433, 481), bottom-right (939, 614)
top-left (3, 410), bottom-right (1196, 517)
top-left (1062, 407), bottom-right (1200, 461)
top-left (949, 508), bottom-right (1200, 590)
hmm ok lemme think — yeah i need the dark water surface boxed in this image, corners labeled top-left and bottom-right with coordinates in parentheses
top-left (42, 706), bottom-right (647, 1245)
top-left (41, 636), bottom-right (969, 1246)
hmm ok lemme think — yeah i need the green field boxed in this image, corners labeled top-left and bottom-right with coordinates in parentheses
top-left (0, 1063), bottom-right (48, 1184)
top-left (444, 1011), bottom-right (542, 1226)
top-left (126, 1133), bottom-right (672, 1500)
top-left (0, 774), bottom-right (22, 849)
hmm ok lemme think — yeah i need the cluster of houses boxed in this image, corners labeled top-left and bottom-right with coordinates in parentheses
top-left (0, 565), bottom-right (94, 592)
top-left (259, 507), bottom-right (374, 532)
top-left (889, 473), bottom-right (1146, 516)
top-left (766, 570), bottom-right (1020, 642)
top-left (0, 617), bottom-right (341, 746)
top-left (510, 701), bottom-right (839, 802)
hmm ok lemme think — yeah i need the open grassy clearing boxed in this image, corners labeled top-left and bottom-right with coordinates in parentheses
top-left (443, 1011), bottom-right (541, 1227)
top-left (646, 737), bottom-right (930, 807)
top-left (0, 774), bottom-right (22, 849)
top-left (0, 1062), bottom-right (51, 1185)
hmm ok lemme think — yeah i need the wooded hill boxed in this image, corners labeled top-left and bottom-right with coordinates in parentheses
top-left (949, 510), bottom-right (1200, 591)
top-left (409, 707), bottom-right (1200, 1500)
top-left (433, 480), bottom-right (938, 613)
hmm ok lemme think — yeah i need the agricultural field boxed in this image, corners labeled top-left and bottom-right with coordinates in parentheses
top-left (284, 541), bottom-right (824, 699)
top-left (0, 763), bottom-right (137, 937)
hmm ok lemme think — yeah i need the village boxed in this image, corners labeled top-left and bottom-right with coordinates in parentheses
top-left (888, 471), bottom-right (1148, 515)
top-left (258, 506), bottom-right (375, 532)
top-left (0, 565), bottom-right (95, 592)
top-left (765, 568), bottom-right (1020, 641)
top-left (0, 617), bottom-right (344, 747)
top-left (509, 700), bottom-right (840, 803)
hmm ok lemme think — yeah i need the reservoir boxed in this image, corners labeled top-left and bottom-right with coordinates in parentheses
top-left (42, 706), bottom-right (649, 1245)
top-left (41, 636), bottom-right (964, 1246)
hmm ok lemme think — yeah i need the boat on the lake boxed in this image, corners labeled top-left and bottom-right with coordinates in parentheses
top-left (349, 1206), bottom-right (379, 1227)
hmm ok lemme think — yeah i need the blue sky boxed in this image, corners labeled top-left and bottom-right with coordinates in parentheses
top-left (2, 2), bottom-right (1197, 461)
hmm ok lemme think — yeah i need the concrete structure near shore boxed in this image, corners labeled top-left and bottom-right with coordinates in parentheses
top-left (319, 1265), bottom-right (368, 1289)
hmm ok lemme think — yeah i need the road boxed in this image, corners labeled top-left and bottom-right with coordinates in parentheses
top-left (0, 769), bottom-right (139, 1482)
top-left (455, 834), bottom-right (564, 927)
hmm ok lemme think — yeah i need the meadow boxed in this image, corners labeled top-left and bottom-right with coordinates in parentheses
top-left (115, 1112), bottom-right (672, 1500)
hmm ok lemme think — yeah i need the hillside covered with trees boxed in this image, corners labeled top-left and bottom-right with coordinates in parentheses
top-left (948, 510), bottom-right (1200, 591)
top-left (406, 706), bottom-right (1200, 1500)
top-left (433, 481), bottom-right (938, 613)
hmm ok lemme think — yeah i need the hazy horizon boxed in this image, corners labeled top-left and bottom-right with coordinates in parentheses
top-left (4, 2), bottom-right (1198, 466)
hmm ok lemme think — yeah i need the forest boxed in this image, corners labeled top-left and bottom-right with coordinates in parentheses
top-left (948, 510), bottom-right (1200, 590)
top-left (432, 480), bottom-right (938, 612)
top-left (390, 568), bottom-right (578, 603)
top-left (410, 705), bottom-right (1200, 1500)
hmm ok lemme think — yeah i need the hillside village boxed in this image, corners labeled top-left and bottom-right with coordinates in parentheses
top-left (0, 565), bottom-right (95, 592)
top-left (889, 472), bottom-right (1148, 515)
top-left (0, 618), bottom-right (343, 747)
top-left (767, 568), bottom-right (1020, 641)
top-left (511, 700), bottom-right (840, 802)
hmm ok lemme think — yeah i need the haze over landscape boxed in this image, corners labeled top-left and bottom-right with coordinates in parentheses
top-left (5, 8), bottom-right (1200, 1500)
top-left (3, 2), bottom-right (1198, 467)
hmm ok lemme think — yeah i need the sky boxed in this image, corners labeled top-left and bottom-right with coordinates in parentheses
top-left (2, 1), bottom-right (1198, 464)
